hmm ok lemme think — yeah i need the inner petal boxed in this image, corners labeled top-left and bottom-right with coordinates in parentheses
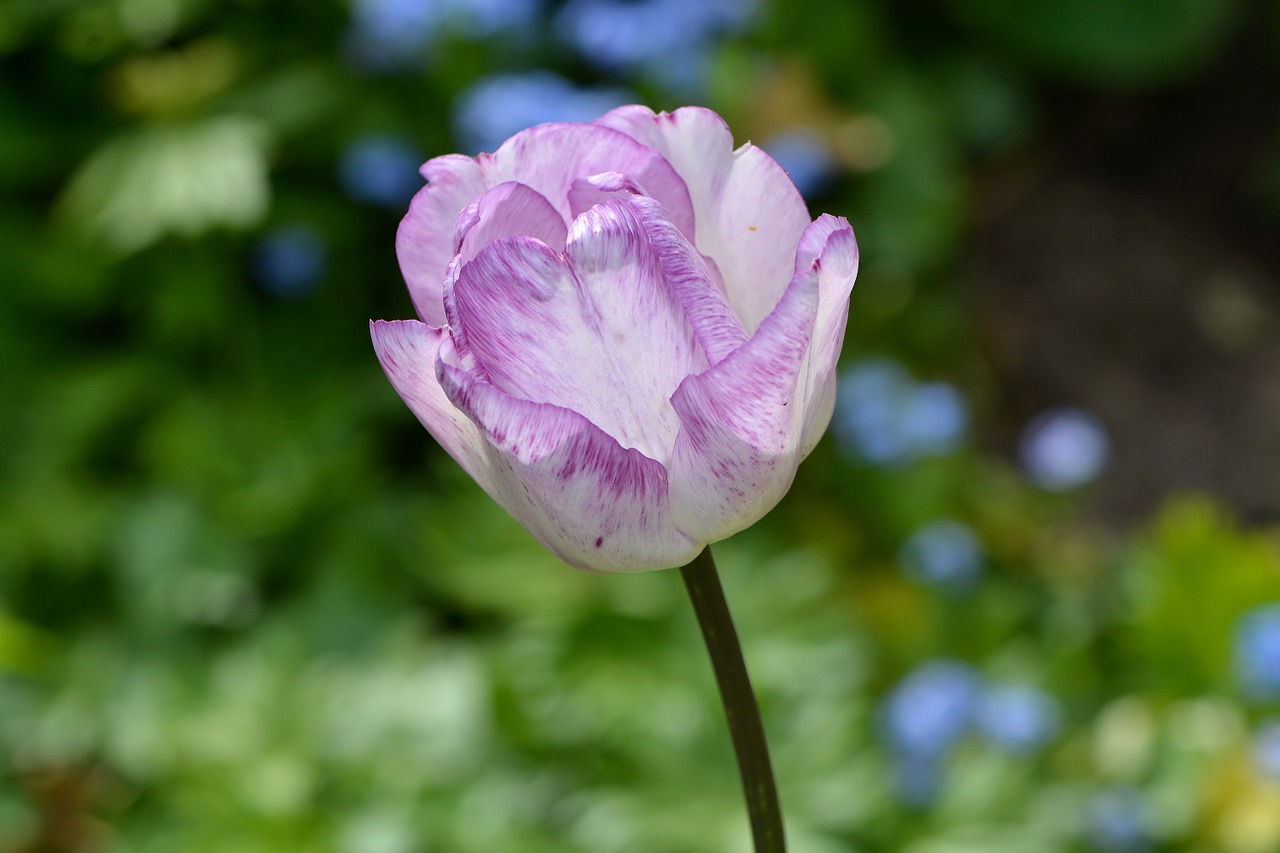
top-left (452, 181), bottom-right (568, 264)
top-left (444, 181), bottom-right (568, 365)
top-left (484, 122), bottom-right (696, 243)
top-left (450, 197), bottom-right (711, 462)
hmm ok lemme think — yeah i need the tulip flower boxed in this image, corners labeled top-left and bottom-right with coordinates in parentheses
top-left (371, 106), bottom-right (858, 573)
top-left (373, 105), bottom-right (854, 853)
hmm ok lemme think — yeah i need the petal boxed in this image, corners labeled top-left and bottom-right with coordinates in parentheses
top-left (596, 106), bottom-right (813, 333)
top-left (667, 262), bottom-right (821, 543)
top-left (624, 194), bottom-right (748, 367)
top-left (452, 181), bottom-right (568, 264)
top-left (436, 356), bottom-right (700, 573)
top-left (566, 170), bottom-right (645, 220)
top-left (450, 197), bottom-right (725, 462)
top-left (369, 319), bottom-right (496, 494)
top-left (794, 215), bottom-right (859, 455)
top-left (443, 181), bottom-right (569, 366)
top-left (482, 122), bottom-right (696, 243)
top-left (396, 155), bottom-right (486, 326)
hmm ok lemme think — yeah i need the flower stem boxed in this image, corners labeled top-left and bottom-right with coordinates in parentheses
top-left (680, 547), bottom-right (785, 853)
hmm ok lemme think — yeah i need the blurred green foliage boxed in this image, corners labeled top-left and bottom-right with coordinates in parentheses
top-left (2, 0), bottom-right (1280, 852)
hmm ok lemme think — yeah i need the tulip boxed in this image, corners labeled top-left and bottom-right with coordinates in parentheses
top-left (371, 105), bottom-right (858, 572)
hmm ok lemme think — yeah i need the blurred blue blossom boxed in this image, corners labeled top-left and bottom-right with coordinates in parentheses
top-left (834, 359), bottom-right (969, 465)
top-left (251, 225), bottom-right (327, 300)
top-left (448, 0), bottom-right (542, 38)
top-left (1085, 787), bottom-right (1151, 853)
top-left (1252, 719), bottom-right (1280, 779)
top-left (452, 71), bottom-right (633, 154)
top-left (761, 128), bottom-right (837, 198)
top-left (347, 0), bottom-right (443, 67)
top-left (1235, 603), bottom-right (1280, 702)
top-left (555, 0), bottom-right (754, 73)
top-left (339, 134), bottom-right (424, 208)
top-left (891, 753), bottom-right (944, 809)
top-left (880, 659), bottom-right (981, 759)
top-left (899, 519), bottom-right (984, 592)
top-left (974, 683), bottom-right (1062, 753)
top-left (346, 0), bottom-right (541, 69)
top-left (1019, 407), bottom-right (1109, 491)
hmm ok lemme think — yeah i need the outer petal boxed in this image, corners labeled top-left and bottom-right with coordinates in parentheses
top-left (370, 319), bottom-right (496, 493)
top-left (396, 155), bottom-right (485, 326)
top-left (436, 354), bottom-right (700, 573)
top-left (482, 122), bottom-right (696, 243)
top-left (450, 196), bottom-right (736, 462)
top-left (666, 263), bottom-right (821, 543)
top-left (793, 215), bottom-right (859, 455)
top-left (596, 105), bottom-right (812, 333)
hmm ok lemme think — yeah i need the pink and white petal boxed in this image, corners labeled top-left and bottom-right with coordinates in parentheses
top-left (396, 155), bottom-right (486, 326)
top-left (451, 199), bottom-right (710, 462)
top-left (441, 181), bottom-right (569, 368)
top-left (370, 319), bottom-right (496, 493)
top-left (793, 214), bottom-right (859, 455)
top-left (596, 106), bottom-right (812, 333)
top-left (452, 181), bottom-right (568, 264)
top-left (566, 171), bottom-right (645, 220)
top-left (666, 265), bottom-right (821, 543)
top-left (437, 358), bottom-right (701, 573)
top-left (483, 122), bottom-right (696, 242)
top-left (625, 195), bottom-right (747, 367)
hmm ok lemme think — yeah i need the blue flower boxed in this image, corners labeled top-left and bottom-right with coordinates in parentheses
top-left (345, 0), bottom-right (542, 69)
top-left (899, 520), bottom-right (983, 592)
top-left (891, 753), bottom-right (943, 808)
top-left (1252, 719), bottom-right (1280, 780)
top-left (448, 0), bottom-right (541, 39)
top-left (761, 128), bottom-right (837, 199)
top-left (881, 659), bottom-right (981, 758)
top-left (346, 0), bottom-right (445, 68)
top-left (1085, 787), bottom-right (1151, 853)
top-left (339, 134), bottom-right (424, 208)
top-left (555, 0), bottom-right (754, 73)
top-left (1019, 407), bottom-right (1109, 491)
top-left (974, 684), bottom-right (1062, 753)
top-left (452, 71), bottom-right (632, 155)
top-left (833, 359), bottom-right (968, 465)
top-left (252, 225), bottom-right (327, 300)
top-left (1235, 603), bottom-right (1280, 702)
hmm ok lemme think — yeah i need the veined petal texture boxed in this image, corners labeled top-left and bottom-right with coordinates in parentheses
top-left (436, 344), bottom-right (700, 572)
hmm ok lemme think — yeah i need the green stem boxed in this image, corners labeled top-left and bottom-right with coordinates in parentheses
top-left (680, 547), bottom-right (786, 853)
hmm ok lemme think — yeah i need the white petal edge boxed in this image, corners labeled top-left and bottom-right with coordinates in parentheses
top-left (794, 214), bottom-right (859, 456)
top-left (370, 319), bottom-right (496, 494)
top-left (596, 105), bottom-right (813, 334)
top-left (396, 155), bottom-right (486, 326)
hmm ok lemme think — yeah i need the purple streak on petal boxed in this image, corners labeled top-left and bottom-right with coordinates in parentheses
top-left (370, 320), bottom-right (495, 492)
top-left (793, 215), bottom-right (859, 455)
top-left (396, 154), bottom-right (486, 326)
top-left (596, 105), bottom-right (812, 333)
top-left (450, 198), bottom-right (705, 461)
top-left (667, 260), bottom-right (820, 541)
top-left (441, 181), bottom-right (568, 370)
top-left (436, 354), bottom-right (700, 572)
top-left (624, 194), bottom-right (747, 367)
top-left (483, 121), bottom-right (696, 246)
